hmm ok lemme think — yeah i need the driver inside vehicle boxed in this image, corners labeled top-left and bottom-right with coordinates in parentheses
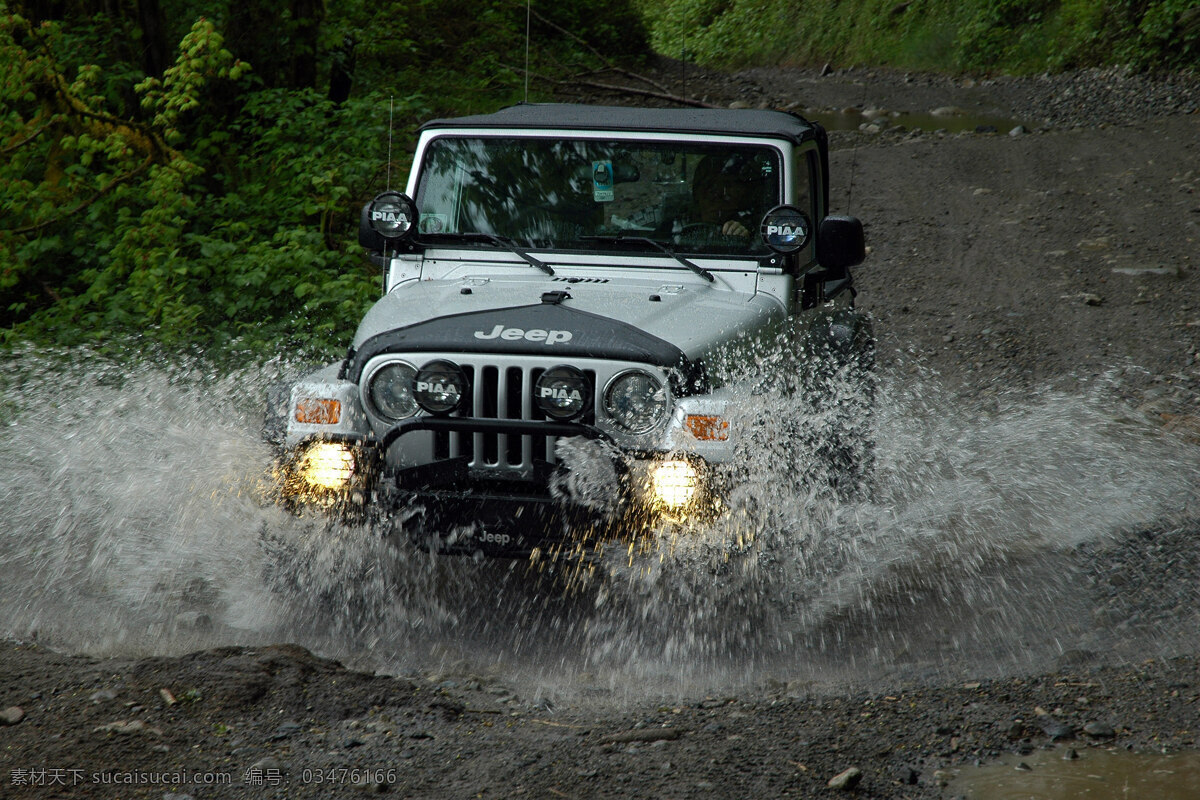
top-left (691, 153), bottom-right (770, 238)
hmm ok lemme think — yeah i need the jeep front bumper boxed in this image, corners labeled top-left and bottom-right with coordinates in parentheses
top-left (282, 414), bottom-right (718, 531)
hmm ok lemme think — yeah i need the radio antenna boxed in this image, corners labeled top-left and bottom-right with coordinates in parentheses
top-left (681, 42), bottom-right (686, 97)
top-left (845, 79), bottom-right (867, 213)
top-left (386, 96), bottom-right (395, 190)
top-left (524, 0), bottom-right (531, 102)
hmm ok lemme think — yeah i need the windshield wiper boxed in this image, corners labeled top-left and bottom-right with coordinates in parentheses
top-left (581, 234), bottom-right (714, 282)
top-left (423, 232), bottom-right (554, 276)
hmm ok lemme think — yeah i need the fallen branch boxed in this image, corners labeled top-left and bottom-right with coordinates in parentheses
top-left (598, 727), bottom-right (682, 744)
top-left (508, 66), bottom-right (719, 109)
top-left (528, 7), bottom-right (670, 95)
top-left (1, 118), bottom-right (54, 157)
top-left (11, 155), bottom-right (154, 236)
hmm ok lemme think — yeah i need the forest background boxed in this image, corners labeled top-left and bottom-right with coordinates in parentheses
top-left (1, 0), bottom-right (1196, 358)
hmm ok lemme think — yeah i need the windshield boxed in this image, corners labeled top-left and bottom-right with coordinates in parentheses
top-left (414, 136), bottom-right (782, 256)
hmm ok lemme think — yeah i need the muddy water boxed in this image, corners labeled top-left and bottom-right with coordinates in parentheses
top-left (2, 347), bottom-right (1199, 700)
top-left (952, 746), bottom-right (1200, 799)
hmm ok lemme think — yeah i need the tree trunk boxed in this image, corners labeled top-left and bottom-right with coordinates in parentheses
top-left (136, 0), bottom-right (168, 77)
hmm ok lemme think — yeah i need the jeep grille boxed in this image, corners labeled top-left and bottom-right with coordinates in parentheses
top-left (362, 353), bottom-right (671, 481)
top-left (435, 361), bottom-right (597, 476)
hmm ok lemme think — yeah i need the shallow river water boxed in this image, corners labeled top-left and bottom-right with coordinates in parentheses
top-left (952, 746), bottom-right (1200, 799)
top-left (2, 347), bottom-right (1200, 704)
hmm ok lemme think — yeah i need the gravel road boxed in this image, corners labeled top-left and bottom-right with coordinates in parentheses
top-left (2, 63), bottom-right (1199, 799)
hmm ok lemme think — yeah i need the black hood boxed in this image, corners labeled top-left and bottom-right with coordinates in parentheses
top-left (343, 301), bottom-right (695, 384)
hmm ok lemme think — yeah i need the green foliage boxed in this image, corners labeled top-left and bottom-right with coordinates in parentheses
top-left (637, 0), bottom-right (1200, 73)
top-left (1124, 0), bottom-right (1200, 66)
top-left (2, 0), bottom-right (647, 359)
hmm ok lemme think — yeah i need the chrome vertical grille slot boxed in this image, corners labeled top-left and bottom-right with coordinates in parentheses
top-left (432, 360), bottom-right (600, 477)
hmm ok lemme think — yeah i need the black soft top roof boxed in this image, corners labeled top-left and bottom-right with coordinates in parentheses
top-left (419, 103), bottom-right (819, 145)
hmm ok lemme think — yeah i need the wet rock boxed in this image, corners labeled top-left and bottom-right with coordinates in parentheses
top-left (1111, 265), bottom-right (1185, 277)
top-left (1016, 761), bottom-right (1033, 771)
top-left (599, 727), bottom-right (681, 744)
top-left (827, 766), bottom-right (862, 790)
top-left (1063, 748), bottom-right (1080, 760)
top-left (356, 779), bottom-right (389, 794)
top-left (270, 721), bottom-right (303, 740)
top-left (1083, 721), bottom-right (1116, 738)
top-left (1010, 125), bottom-right (1028, 136)
top-left (1077, 236), bottom-right (1111, 251)
top-left (94, 720), bottom-right (163, 736)
top-left (0, 706), bottom-right (25, 725)
top-left (1039, 719), bottom-right (1075, 741)
top-left (931, 106), bottom-right (964, 117)
top-left (247, 756), bottom-right (282, 773)
top-left (427, 698), bottom-right (465, 719)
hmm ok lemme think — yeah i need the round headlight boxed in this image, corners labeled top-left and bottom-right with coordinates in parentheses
top-left (535, 366), bottom-right (590, 421)
top-left (367, 361), bottom-right (418, 420)
top-left (603, 370), bottom-right (668, 434)
top-left (413, 360), bottom-right (467, 415)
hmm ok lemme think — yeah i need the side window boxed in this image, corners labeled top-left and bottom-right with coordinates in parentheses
top-left (793, 148), bottom-right (817, 222)
top-left (790, 147), bottom-right (819, 269)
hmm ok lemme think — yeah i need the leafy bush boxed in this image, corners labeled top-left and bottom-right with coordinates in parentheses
top-left (636, 0), bottom-right (1200, 73)
top-left (2, 15), bottom-right (384, 354)
top-left (2, 0), bottom-right (647, 358)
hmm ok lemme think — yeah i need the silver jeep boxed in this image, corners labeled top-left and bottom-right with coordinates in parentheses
top-left (269, 104), bottom-right (873, 557)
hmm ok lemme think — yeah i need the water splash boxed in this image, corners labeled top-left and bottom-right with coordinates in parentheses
top-left (582, 370), bottom-right (1200, 691)
top-left (1, 345), bottom-right (1198, 699)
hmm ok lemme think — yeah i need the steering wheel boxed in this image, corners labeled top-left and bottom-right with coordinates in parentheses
top-left (678, 222), bottom-right (723, 238)
top-left (676, 224), bottom-right (720, 242)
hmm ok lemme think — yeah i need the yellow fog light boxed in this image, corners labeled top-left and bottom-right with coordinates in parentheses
top-left (298, 442), bottom-right (355, 490)
top-left (649, 459), bottom-right (699, 510)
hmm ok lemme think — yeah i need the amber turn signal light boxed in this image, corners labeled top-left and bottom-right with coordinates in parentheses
top-left (295, 398), bottom-right (341, 425)
top-left (684, 414), bottom-right (729, 441)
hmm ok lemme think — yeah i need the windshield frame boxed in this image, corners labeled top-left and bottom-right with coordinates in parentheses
top-left (408, 129), bottom-right (792, 262)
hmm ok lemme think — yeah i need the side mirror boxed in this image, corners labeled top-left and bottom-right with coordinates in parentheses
top-left (816, 215), bottom-right (865, 270)
top-left (358, 191), bottom-right (418, 251)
